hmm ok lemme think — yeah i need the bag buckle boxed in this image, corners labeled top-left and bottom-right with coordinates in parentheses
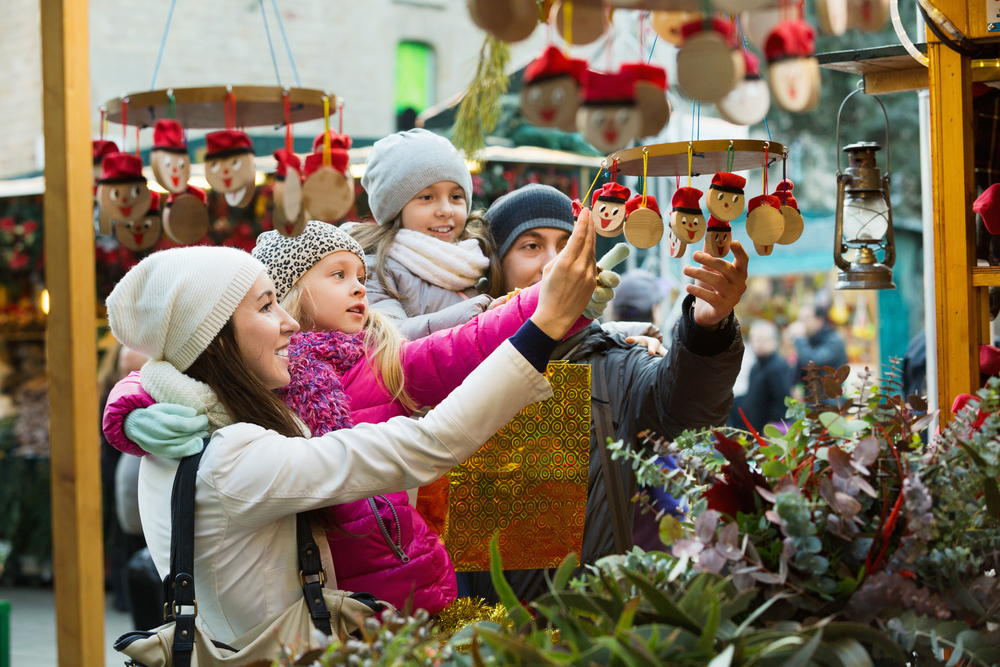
top-left (173, 600), bottom-right (198, 618)
top-left (299, 568), bottom-right (327, 587)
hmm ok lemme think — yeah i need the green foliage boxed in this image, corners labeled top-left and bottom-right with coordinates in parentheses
top-left (451, 36), bottom-right (510, 160)
top-left (0, 416), bottom-right (52, 568)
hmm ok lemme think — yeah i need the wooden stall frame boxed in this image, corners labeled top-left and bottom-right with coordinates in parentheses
top-left (40, 0), bottom-right (105, 665)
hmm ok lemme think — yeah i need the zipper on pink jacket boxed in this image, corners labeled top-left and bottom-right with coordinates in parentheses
top-left (368, 496), bottom-right (410, 563)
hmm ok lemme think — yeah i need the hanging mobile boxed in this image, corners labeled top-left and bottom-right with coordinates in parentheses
top-left (205, 89), bottom-right (257, 208)
top-left (302, 96), bottom-right (355, 223)
top-left (623, 148), bottom-right (664, 249)
top-left (746, 143), bottom-right (784, 255)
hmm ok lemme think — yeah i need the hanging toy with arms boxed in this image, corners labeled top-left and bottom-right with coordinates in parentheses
top-left (521, 46), bottom-right (587, 132)
top-left (116, 190), bottom-right (161, 252)
top-left (150, 119), bottom-right (191, 195)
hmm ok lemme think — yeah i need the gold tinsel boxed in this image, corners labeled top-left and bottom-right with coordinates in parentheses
top-left (433, 597), bottom-right (510, 637)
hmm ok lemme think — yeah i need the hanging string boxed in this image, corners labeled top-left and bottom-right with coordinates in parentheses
top-left (150, 0), bottom-right (178, 89)
top-left (322, 95), bottom-right (332, 167)
top-left (781, 150), bottom-right (788, 202)
top-left (641, 148), bottom-right (649, 208)
top-left (583, 161), bottom-right (605, 206)
top-left (735, 15), bottom-right (771, 141)
top-left (121, 98), bottom-right (128, 151)
top-left (224, 89), bottom-right (237, 130)
top-left (99, 107), bottom-right (106, 141)
top-left (687, 142), bottom-right (693, 188)
top-left (638, 11), bottom-right (644, 53)
top-left (762, 142), bottom-right (769, 195)
top-left (271, 0), bottom-right (301, 88)
top-left (610, 157), bottom-right (619, 184)
top-left (166, 90), bottom-right (177, 119)
top-left (258, 0), bottom-right (282, 86)
top-left (135, 126), bottom-right (140, 158)
top-left (283, 90), bottom-right (293, 153)
top-left (338, 101), bottom-right (344, 135)
top-left (696, 102), bottom-right (701, 141)
top-left (726, 141), bottom-right (735, 172)
top-left (563, 1), bottom-right (573, 53)
top-left (647, 33), bottom-right (658, 63)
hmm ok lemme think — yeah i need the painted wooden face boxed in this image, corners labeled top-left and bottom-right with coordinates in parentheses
top-left (150, 150), bottom-right (191, 194)
top-left (704, 229), bottom-right (731, 258)
top-left (206, 151), bottom-right (255, 194)
top-left (666, 225), bottom-right (687, 258)
top-left (754, 241), bottom-right (774, 256)
top-left (116, 212), bottom-right (161, 251)
top-left (670, 209), bottom-right (705, 244)
top-left (98, 181), bottom-right (151, 223)
top-left (707, 188), bottom-right (745, 222)
top-left (769, 58), bottom-right (821, 113)
top-left (576, 105), bottom-right (642, 153)
top-left (521, 77), bottom-right (580, 132)
top-left (593, 197), bottom-right (627, 236)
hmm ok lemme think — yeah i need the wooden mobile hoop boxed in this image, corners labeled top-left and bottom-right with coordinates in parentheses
top-left (608, 139), bottom-right (785, 178)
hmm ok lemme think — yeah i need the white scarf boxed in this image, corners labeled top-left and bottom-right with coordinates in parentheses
top-left (140, 360), bottom-right (310, 436)
top-left (387, 228), bottom-right (490, 291)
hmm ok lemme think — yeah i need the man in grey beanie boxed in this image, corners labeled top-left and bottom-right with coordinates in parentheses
top-left (460, 184), bottom-right (750, 603)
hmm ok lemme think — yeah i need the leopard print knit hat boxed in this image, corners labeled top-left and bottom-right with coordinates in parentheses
top-left (252, 221), bottom-right (366, 301)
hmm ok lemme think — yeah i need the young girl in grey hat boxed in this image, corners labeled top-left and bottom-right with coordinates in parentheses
top-left (351, 129), bottom-right (503, 339)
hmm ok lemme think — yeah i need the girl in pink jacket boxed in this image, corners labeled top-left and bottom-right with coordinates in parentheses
top-left (103, 221), bottom-right (590, 615)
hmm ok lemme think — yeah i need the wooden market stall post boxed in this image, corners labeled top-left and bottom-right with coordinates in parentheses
top-left (40, 0), bottom-right (106, 665)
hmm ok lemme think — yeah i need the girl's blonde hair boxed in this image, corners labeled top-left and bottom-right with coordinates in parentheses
top-left (350, 209), bottom-right (505, 300)
top-left (280, 276), bottom-right (417, 413)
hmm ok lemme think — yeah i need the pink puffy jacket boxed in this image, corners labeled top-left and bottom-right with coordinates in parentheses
top-left (102, 283), bottom-right (576, 614)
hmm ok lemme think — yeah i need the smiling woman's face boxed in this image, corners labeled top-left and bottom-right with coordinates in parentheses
top-left (230, 272), bottom-right (300, 390)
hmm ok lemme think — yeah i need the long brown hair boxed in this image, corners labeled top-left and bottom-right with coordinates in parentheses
top-left (350, 209), bottom-right (505, 300)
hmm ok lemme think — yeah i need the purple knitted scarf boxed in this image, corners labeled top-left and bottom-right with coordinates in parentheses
top-left (279, 329), bottom-right (367, 436)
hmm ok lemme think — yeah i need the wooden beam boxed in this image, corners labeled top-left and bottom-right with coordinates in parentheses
top-left (972, 266), bottom-right (1000, 286)
top-left (929, 41), bottom-right (980, 422)
top-left (39, 1), bottom-right (105, 666)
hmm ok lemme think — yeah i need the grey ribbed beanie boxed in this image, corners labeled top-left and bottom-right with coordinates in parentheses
top-left (106, 246), bottom-right (265, 371)
top-left (361, 129), bottom-right (473, 224)
top-left (485, 184), bottom-right (575, 259)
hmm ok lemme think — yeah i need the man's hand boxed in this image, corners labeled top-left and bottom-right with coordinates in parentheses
top-left (682, 241), bottom-right (749, 329)
top-left (531, 206), bottom-right (597, 339)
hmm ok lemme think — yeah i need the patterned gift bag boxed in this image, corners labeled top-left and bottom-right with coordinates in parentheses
top-left (443, 362), bottom-right (591, 571)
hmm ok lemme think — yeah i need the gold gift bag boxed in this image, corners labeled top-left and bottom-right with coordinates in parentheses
top-left (443, 361), bottom-right (591, 571)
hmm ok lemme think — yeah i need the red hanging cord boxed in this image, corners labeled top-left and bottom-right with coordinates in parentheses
top-left (100, 108), bottom-right (105, 141)
top-left (121, 98), bottom-right (128, 151)
top-left (338, 101), bottom-right (344, 135)
top-left (763, 144), bottom-right (769, 195)
top-left (135, 125), bottom-right (140, 158)
top-left (283, 90), bottom-right (293, 153)
top-left (224, 91), bottom-right (237, 131)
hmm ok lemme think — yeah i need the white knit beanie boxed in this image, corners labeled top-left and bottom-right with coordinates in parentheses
top-left (252, 221), bottom-right (366, 301)
top-left (361, 128), bottom-right (473, 224)
top-left (107, 246), bottom-right (266, 372)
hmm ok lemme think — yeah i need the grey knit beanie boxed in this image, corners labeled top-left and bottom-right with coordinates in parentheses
top-left (485, 184), bottom-right (575, 259)
top-left (107, 246), bottom-right (266, 371)
top-left (361, 129), bottom-right (473, 224)
top-left (252, 221), bottom-right (366, 301)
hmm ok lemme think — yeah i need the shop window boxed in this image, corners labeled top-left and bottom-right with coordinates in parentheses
top-left (395, 41), bottom-right (435, 130)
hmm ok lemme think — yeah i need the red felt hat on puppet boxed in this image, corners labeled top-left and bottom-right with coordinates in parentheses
top-left (145, 191), bottom-right (161, 215)
top-left (92, 140), bottom-right (119, 166)
top-left (706, 215), bottom-right (732, 232)
top-left (166, 184), bottom-right (208, 207)
top-left (773, 179), bottom-right (799, 211)
top-left (592, 182), bottom-right (631, 206)
top-left (303, 150), bottom-right (350, 179)
top-left (205, 130), bottom-right (255, 158)
top-left (273, 149), bottom-right (302, 180)
top-left (764, 20), bottom-right (816, 63)
top-left (571, 199), bottom-right (583, 220)
top-left (620, 62), bottom-right (668, 90)
top-left (98, 152), bottom-right (145, 183)
top-left (974, 183), bottom-right (1000, 235)
top-left (744, 51), bottom-right (763, 80)
top-left (671, 186), bottom-right (703, 213)
top-left (525, 46), bottom-right (587, 83)
top-left (312, 131), bottom-right (353, 153)
top-left (748, 194), bottom-right (782, 212)
top-left (580, 70), bottom-right (637, 105)
top-left (153, 119), bottom-right (187, 153)
top-left (710, 172), bottom-right (747, 194)
top-left (681, 18), bottom-right (737, 48)
top-left (625, 194), bottom-right (660, 216)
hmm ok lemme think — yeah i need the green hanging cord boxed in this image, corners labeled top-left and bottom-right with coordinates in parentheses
top-left (726, 141), bottom-right (735, 173)
top-left (166, 89), bottom-right (177, 120)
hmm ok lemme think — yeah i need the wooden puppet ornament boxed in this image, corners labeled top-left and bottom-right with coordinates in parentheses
top-left (765, 20), bottom-right (821, 113)
top-left (847, 0), bottom-right (890, 32)
top-left (116, 191), bottom-right (161, 252)
top-left (742, 6), bottom-right (785, 50)
top-left (774, 179), bottom-right (804, 245)
top-left (571, 199), bottom-right (583, 222)
top-left (669, 186), bottom-right (706, 245)
top-left (676, 18), bottom-right (739, 104)
top-left (467, 0), bottom-right (538, 43)
top-left (272, 149), bottom-right (306, 237)
top-left (746, 194), bottom-right (785, 250)
top-left (620, 62), bottom-right (671, 138)
top-left (551, 0), bottom-right (609, 45)
top-left (816, 0), bottom-right (849, 35)
top-left (650, 11), bottom-right (701, 45)
top-left (717, 51), bottom-right (771, 127)
top-left (204, 130), bottom-right (256, 207)
top-left (302, 131), bottom-right (355, 223)
top-left (706, 171), bottom-right (747, 223)
top-left (974, 184), bottom-right (1000, 236)
top-left (162, 185), bottom-right (210, 245)
top-left (521, 46), bottom-right (586, 132)
top-left (97, 153), bottom-right (152, 226)
top-left (591, 181), bottom-right (631, 237)
top-left (92, 140), bottom-right (119, 235)
top-left (149, 119), bottom-right (191, 194)
top-left (576, 70), bottom-right (643, 154)
top-left (623, 194), bottom-right (664, 249)
top-left (704, 217), bottom-right (732, 258)
top-left (665, 224), bottom-right (688, 258)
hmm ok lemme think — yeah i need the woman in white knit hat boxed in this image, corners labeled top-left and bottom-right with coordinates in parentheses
top-left (105, 211), bottom-right (597, 643)
top-left (351, 129), bottom-right (501, 340)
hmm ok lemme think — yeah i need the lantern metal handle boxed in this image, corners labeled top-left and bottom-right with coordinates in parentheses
top-left (835, 84), bottom-right (891, 177)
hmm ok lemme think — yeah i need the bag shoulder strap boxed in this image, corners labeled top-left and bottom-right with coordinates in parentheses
top-left (297, 513), bottom-right (333, 636)
top-left (590, 358), bottom-right (634, 555)
top-left (166, 445), bottom-right (206, 667)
